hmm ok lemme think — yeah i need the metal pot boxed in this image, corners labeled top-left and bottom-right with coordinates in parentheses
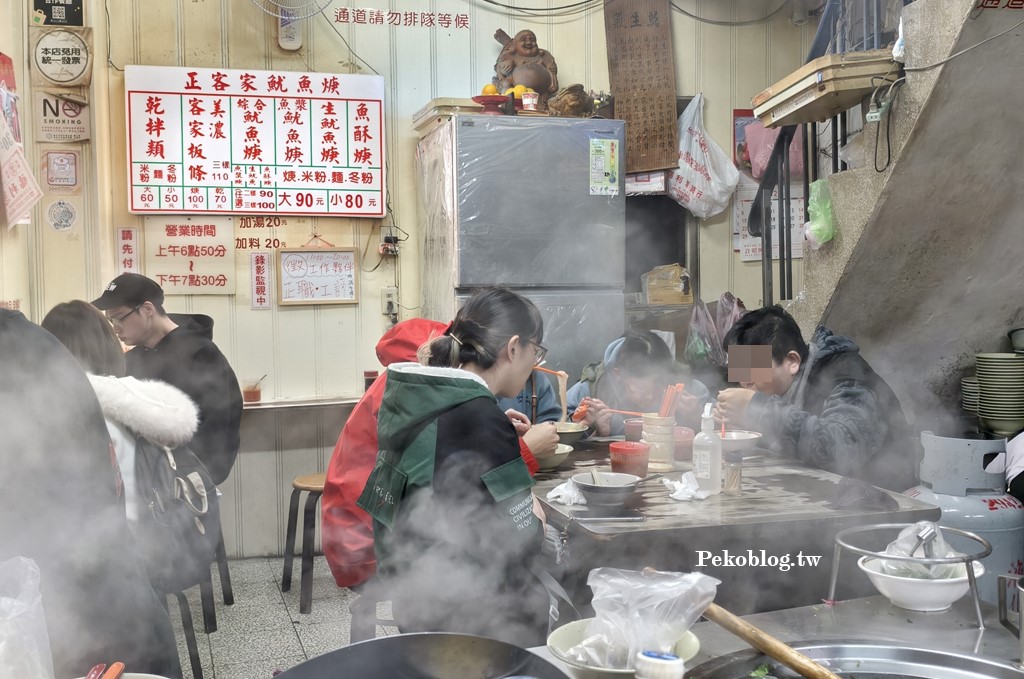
top-left (275, 632), bottom-right (569, 679)
top-left (686, 642), bottom-right (1024, 678)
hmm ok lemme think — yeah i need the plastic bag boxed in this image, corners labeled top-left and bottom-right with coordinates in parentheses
top-left (0, 557), bottom-right (55, 679)
top-left (743, 122), bottom-right (804, 181)
top-left (684, 299), bottom-right (728, 368)
top-left (667, 94), bottom-right (740, 220)
top-left (715, 292), bottom-right (746, 346)
top-left (881, 521), bottom-right (965, 579)
top-left (805, 179), bottom-right (834, 250)
top-left (566, 568), bottom-right (719, 669)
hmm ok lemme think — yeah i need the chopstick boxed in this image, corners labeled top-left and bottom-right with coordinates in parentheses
top-left (658, 383), bottom-right (685, 417)
top-left (534, 365), bottom-right (568, 376)
top-left (99, 662), bottom-right (125, 679)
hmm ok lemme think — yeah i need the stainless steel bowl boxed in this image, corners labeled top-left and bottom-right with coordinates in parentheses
top-left (572, 472), bottom-right (640, 508)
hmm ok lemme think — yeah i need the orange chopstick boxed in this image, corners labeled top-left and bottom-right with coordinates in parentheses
top-left (608, 408), bottom-right (645, 417)
top-left (534, 365), bottom-right (567, 376)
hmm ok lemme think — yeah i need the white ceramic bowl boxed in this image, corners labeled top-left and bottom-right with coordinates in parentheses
top-left (536, 443), bottom-right (574, 471)
top-left (858, 556), bottom-right (984, 612)
top-left (720, 430), bottom-right (763, 453)
top-left (547, 618), bottom-right (699, 679)
top-left (1010, 328), bottom-right (1024, 352)
top-left (556, 422), bottom-right (588, 444)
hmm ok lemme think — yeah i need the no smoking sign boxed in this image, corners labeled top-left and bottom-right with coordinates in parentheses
top-left (33, 91), bottom-right (89, 142)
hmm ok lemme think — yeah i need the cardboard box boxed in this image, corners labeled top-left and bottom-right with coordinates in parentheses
top-left (642, 264), bottom-right (693, 305)
top-left (752, 49), bottom-right (895, 128)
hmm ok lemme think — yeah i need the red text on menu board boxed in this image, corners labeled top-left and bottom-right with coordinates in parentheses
top-left (125, 66), bottom-right (386, 218)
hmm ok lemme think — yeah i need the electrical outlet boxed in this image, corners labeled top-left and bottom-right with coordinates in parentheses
top-left (866, 102), bottom-right (881, 123)
top-left (381, 286), bottom-right (398, 315)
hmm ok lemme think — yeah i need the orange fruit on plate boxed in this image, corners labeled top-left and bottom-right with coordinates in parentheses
top-left (481, 83), bottom-right (498, 95)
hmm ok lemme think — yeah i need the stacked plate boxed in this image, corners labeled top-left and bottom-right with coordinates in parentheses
top-left (975, 353), bottom-right (1024, 437)
top-left (961, 376), bottom-right (979, 414)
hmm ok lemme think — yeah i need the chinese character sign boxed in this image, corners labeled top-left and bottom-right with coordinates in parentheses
top-left (125, 65), bottom-right (386, 218)
top-left (250, 251), bottom-right (272, 309)
top-left (333, 8), bottom-right (471, 28)
top-left (144, 216), bottom-right (236, 294)
top-left (117, 227), bottom-right (140, 274)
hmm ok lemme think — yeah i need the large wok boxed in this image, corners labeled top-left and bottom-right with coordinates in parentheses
top-left (275, 632), bottom-right (570, 679)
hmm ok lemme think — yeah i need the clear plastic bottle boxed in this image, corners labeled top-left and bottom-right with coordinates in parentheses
top-left (723, 450), bottom-right (742, 496)
top-left (692, 403), bottom-right (722, 495)
top-left (634, 650), bottom-right (685, 679)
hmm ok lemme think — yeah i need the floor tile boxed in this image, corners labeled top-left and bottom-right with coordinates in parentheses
top-left (294, 621), bottom-right (349, 658)
top-left (209, 623), bottom-right (304, 663)
top-left (285, 590), bottom-right (357, 625)
top-left (214, 655), bottom-right (306, 679)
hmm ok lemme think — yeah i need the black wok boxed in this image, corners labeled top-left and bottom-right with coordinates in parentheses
top-left (275, 632), bottom-right (569, 679)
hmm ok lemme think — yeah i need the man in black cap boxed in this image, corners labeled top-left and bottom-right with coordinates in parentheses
top-left (93, 273), bottom-right (243, 484)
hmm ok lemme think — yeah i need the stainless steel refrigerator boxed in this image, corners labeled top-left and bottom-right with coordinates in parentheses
top-left (416, 114), bottom-right (626, 381)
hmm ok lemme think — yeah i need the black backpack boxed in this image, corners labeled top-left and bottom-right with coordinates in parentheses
top-left (134, 437), bottom-right (221, 594)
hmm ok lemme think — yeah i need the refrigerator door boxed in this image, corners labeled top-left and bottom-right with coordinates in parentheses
top-left (457, 288), bottom-right (625, 383)
top-left (453, 115), bottom-right (625, 289)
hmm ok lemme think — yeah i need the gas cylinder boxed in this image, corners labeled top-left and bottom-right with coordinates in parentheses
top-left (904, 431), bottom-right (1024, 609)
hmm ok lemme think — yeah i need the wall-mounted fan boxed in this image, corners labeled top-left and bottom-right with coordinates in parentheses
top-left (248, 0), bottom-right (333, 20)
top-left (249, 0), bottom-right (332, 50)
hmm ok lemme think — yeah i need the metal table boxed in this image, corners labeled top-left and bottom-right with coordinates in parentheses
top-left (535, 441), bottom-right (940, 614)
top-left (531, 595), bottom-right (1024, 674)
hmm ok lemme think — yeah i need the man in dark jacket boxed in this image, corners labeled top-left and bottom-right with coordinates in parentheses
top-left (717, 306), bottom-right (918, 492)
top-left (93, 274), bottom-right (242, 484)
top-left (0, 309), bottom-right (181, 678)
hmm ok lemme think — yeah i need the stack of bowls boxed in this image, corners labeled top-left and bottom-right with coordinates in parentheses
top-left (961, 376), bottom-right (979, 414)
top-left (975, 353), bottom-right (1024, 437)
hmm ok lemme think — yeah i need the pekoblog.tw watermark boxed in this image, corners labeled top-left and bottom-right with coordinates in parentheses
top-left (695, 549), bottom-right (823, 572)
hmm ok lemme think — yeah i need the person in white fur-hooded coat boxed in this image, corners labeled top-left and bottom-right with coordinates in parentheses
top-left (42, 300), bottom-right (199, 526)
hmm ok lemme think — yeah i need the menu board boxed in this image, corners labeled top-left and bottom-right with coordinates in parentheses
top-left (125, 65), bottom-right (385, 217)
top-left (277, 247), bottom-right (358, 305)
top-left (604, 0), bottom-right (678, 174)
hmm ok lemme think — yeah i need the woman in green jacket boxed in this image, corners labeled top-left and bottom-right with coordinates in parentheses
top-left (359, 287), bottom-right (553, 647)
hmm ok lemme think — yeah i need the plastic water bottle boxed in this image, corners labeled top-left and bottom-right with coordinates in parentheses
top-left (692, 403), bottom-right (722, 495)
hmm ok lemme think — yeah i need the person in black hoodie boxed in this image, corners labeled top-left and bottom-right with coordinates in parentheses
top-left (92, 274), bottom-right (242, 484)
top-left (717, 306), bottom-right (918, 493)
top-left (0, 309), bottom-right (181, 678)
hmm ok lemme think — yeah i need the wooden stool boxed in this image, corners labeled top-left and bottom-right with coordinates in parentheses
top-left (281, 473), bottom-right (326, 614)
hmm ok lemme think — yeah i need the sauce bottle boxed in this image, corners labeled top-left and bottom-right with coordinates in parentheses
top-left (692, 403), bottom-right (722, 495)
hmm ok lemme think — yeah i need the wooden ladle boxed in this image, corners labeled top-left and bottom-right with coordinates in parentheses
top-left (702, 603), bottom-right (842, 679)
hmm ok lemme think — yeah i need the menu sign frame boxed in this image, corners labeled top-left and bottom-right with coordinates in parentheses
top-left (125, 65), bottom-right (386, 218)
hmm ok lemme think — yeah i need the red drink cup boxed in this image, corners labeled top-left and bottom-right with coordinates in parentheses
top-left (610, 441), bottom-right (650, 478)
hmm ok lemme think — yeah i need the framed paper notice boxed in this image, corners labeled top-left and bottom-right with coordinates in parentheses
top-left (277, 247), bottom-right (358, 305)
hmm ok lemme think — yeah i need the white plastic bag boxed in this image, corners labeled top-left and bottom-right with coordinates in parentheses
top-left (0, 557), bottom-right (54, 679)
top-left (667, 94), bottom-right (740, 220)
top-left (566, 567), bottom-right (719, 669)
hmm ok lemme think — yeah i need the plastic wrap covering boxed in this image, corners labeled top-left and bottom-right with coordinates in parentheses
top-left (416, 114), bottom-right (628, 381)
top-left (416, 122), bottom-right (459, 323)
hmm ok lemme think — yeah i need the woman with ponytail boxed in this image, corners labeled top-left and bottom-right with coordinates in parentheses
top-left (357, 287), bottom-right (553, 646)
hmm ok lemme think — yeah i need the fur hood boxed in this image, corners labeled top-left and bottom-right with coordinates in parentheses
top-left (87, 374), bottom-right (199, 448)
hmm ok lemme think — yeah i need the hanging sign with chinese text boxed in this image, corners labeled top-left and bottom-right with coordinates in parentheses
top-left (117, 227), bottom-right (140, 274)
top-left (604, 0), bottom-right (678, 174)
top-left (125, 65), bottom-right (386, 218)
top-left (31, 28), bottom-right (91, 87)
top-left (144, 216), bottom-right (236, 295)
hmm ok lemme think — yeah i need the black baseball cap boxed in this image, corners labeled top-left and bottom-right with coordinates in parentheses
top-left (91, 273), bottom-right (165, 310)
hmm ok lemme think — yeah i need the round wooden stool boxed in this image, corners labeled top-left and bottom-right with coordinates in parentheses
top-left (282, 472), bottom-right (326, 614)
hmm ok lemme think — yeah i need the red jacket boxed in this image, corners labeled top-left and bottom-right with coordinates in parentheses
top-left (321, 319), bottom-right (540, 587)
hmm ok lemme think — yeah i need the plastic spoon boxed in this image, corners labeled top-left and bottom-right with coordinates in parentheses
top-left (85, 664), bottom-right (106, 679)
